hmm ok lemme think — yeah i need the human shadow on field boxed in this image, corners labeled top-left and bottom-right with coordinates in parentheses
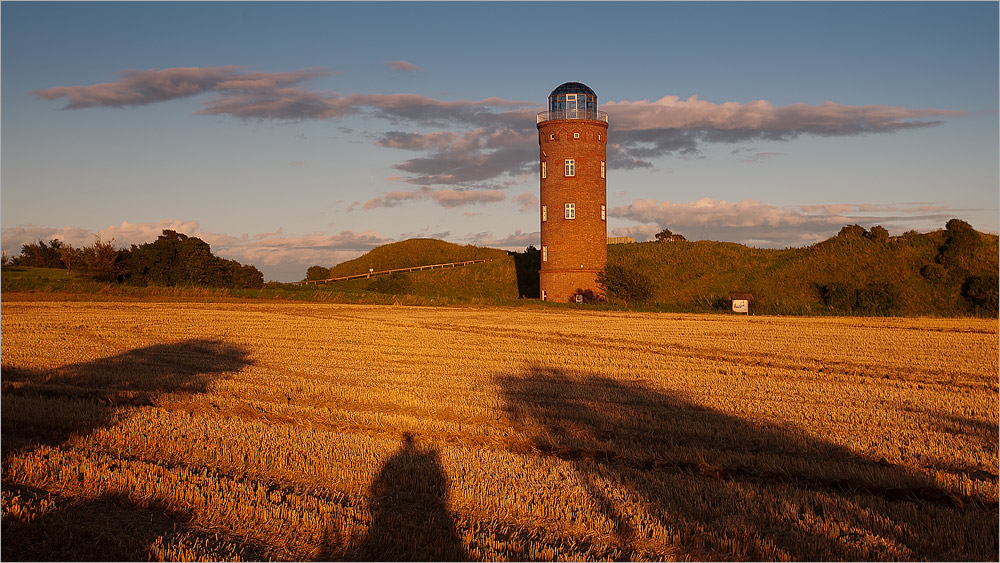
top-left (2, 338), bottom-right (255, 561)
top-left (343, 432), bottom-right (465, 561)
top-left (497, 364), bottom-right (998, 561)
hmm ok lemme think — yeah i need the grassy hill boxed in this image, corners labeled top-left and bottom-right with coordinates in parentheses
top-left (608, 226), bottom-right (998, 315)
top-left (319, 238), bottom-right (528, 303)
top-left (327, 238), bottom-right (510, 278)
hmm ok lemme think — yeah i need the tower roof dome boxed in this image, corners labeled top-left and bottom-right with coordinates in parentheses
top-left (549, 82), bottom-right (597, 98)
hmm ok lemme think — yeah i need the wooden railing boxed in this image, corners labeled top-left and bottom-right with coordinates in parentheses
top-left (294, 259), bottom-right (493, 285)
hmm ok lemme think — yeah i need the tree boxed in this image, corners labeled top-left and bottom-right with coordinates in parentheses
top-left (962, 274), bottom-right (999, 316)
top-left (937, 218), bottom-right (980, 271)
top-left (866, 225), bottom-right (889, 243)
top-left (83, 237), bottom-right (127, 282)
top-left (837, 225), bottom-right (867, 240)
top-left (368, 272), bottom-right (413, 294)
top-left (597, 265), bottom-right (654, 307)
top-left (125, 230), bottom-right (263, 288)
top-left (16, 239), bottom-right (65, 268)
top-left (654, 228), bottom-right (674, 242)
top-left (820, 282), bottom-right (855, 312)
top-left (58, 245), bottom-right (84, 271)
top-left (855, 282), bottom-right (898, 315)
top-left (306, 265), bottom-right (331, 281)
top-left (920, 263), bottom-right (946, 283)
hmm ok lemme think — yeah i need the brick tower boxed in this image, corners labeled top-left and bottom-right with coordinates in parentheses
top-left (536, 82), bottom-right (609, 302)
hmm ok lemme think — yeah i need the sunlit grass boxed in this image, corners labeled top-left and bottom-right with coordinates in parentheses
top-left (2, 301), bottom-right (997, 560)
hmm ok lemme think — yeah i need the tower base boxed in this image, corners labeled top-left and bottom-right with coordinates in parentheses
top-left (540, 269), bottom-right (603, 302)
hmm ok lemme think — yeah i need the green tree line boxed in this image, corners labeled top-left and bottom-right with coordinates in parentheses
top-left (5, 230), bottom-right (263, 289)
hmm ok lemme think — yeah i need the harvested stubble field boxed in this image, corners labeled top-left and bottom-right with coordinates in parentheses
top-left (1, 300), bottom-right (997, 561)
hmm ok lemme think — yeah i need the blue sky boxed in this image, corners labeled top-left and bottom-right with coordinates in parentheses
top-left (3, 1), bottom-right (997, 282)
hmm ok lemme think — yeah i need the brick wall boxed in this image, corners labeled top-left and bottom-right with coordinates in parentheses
top-left (537, 118), bottom-right (609, 302)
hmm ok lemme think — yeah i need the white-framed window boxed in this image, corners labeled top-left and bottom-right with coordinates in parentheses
top-left (564, 159), bottom-right (575, 177)
top-left (549, 133), bottom-right (555, 141)
top-left (542, 245), bottom-right (548, 262)
top-left (573, 132), bottom-right (580, 139)
top-left (542, 205), bottom-right (547, 222)
top-left (565, 203), bottom-right (576, 219)
top-left (541, 161), bottom-right (546, 179)
top-left (601, 160), bottom-right (605, 179)
top-left (601, 204), bottom-right (606, 221)
top-left (541, 289), bottom-right (547, 301)
top-left (597, 133), bottom-right (602, 141)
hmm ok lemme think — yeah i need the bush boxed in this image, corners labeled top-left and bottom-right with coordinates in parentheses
top-left (84, 237), bottom-right (128, 282)
top-left (571, 288), bottom-right (606, 304)
top-left (938, 218), bottom-right (981, 270)
top-left (962, 274), bottom-right (999, 316)
top-left (920, 263), bottom-right (946, 282)
top-left (306, 265), bottom-right (331, 281)
top-left (838, 225), bottom-right (867, 240)
top-left (14, 239), bottom-right (66, 268)
top-left (821, 282), bottom-right (855, 312)
top-left (367, 272), bottom-right (413, 295)
top-left (597, 265), bottom-right (654, 306)
top-left (855, 282), bottom-right (898, 315)
top-left (127, 230), bottom-right (263, 288)
top-left (866, 225), bottom-right (889, 243)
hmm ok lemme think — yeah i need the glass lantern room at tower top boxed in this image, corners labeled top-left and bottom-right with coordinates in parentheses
top-left (536, 81), bottom-right (609, 124)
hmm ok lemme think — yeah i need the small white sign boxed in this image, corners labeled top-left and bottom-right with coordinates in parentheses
top-left (732, 299), bottom-right (749, 313)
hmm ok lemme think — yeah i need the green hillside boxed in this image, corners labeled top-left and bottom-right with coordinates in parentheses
top-left (305, 223), bottom-right (997, 315)
top-left (608, 223), bottom-right (998, 315)
top-left (316, 239), bottom-right (531, 302)
top-left (328, 238), bottom-right (509, 277)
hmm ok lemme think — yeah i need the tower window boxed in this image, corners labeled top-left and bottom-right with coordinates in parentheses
top-left (542, 246), bottom-right (548, 262)
top-left (598, 133), bottom-right (602, 141)
top-left (542, 205), bottom-right (547, 222)
top-left (564, 159), bottom-right (575, 177)
top-left (601, 204), bottom-right (606, 221)
top-left (601, 160), bottom-right (605, 179)
top-left (541, 161), bottom-right (546, 179)
top-left (573, 132), bottom-right (580, 139)
top-left (565, 203), bottom-right (576, 219)
top-left (549, 133), bottom-right (555, 141)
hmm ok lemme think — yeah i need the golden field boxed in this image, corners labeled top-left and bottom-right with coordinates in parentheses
top-left (2, 299), bottom-right (997, 561)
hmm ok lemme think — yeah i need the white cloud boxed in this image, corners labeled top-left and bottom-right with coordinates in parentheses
top-left (1, 220), bottom-right (392, 283)
top-left (364, 187), bottom-right (507, 209)
top-left (609, 198), bottom-right (963, 247)
top-left (462, 229), bottom-right (539, 250)
top-left (514, 191), bottom-right (539, 212)
top-left (385, 60), bottom-right (422, 73)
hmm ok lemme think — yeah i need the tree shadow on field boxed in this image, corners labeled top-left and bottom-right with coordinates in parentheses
top-left (2, 338), bottom-right (256, 561)
top-left (497, 364), bottom-right (998, 561)
top-left (1, 484), bottom-right (268, 562)
top-left (329, 432), bottom-right (465, 561)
